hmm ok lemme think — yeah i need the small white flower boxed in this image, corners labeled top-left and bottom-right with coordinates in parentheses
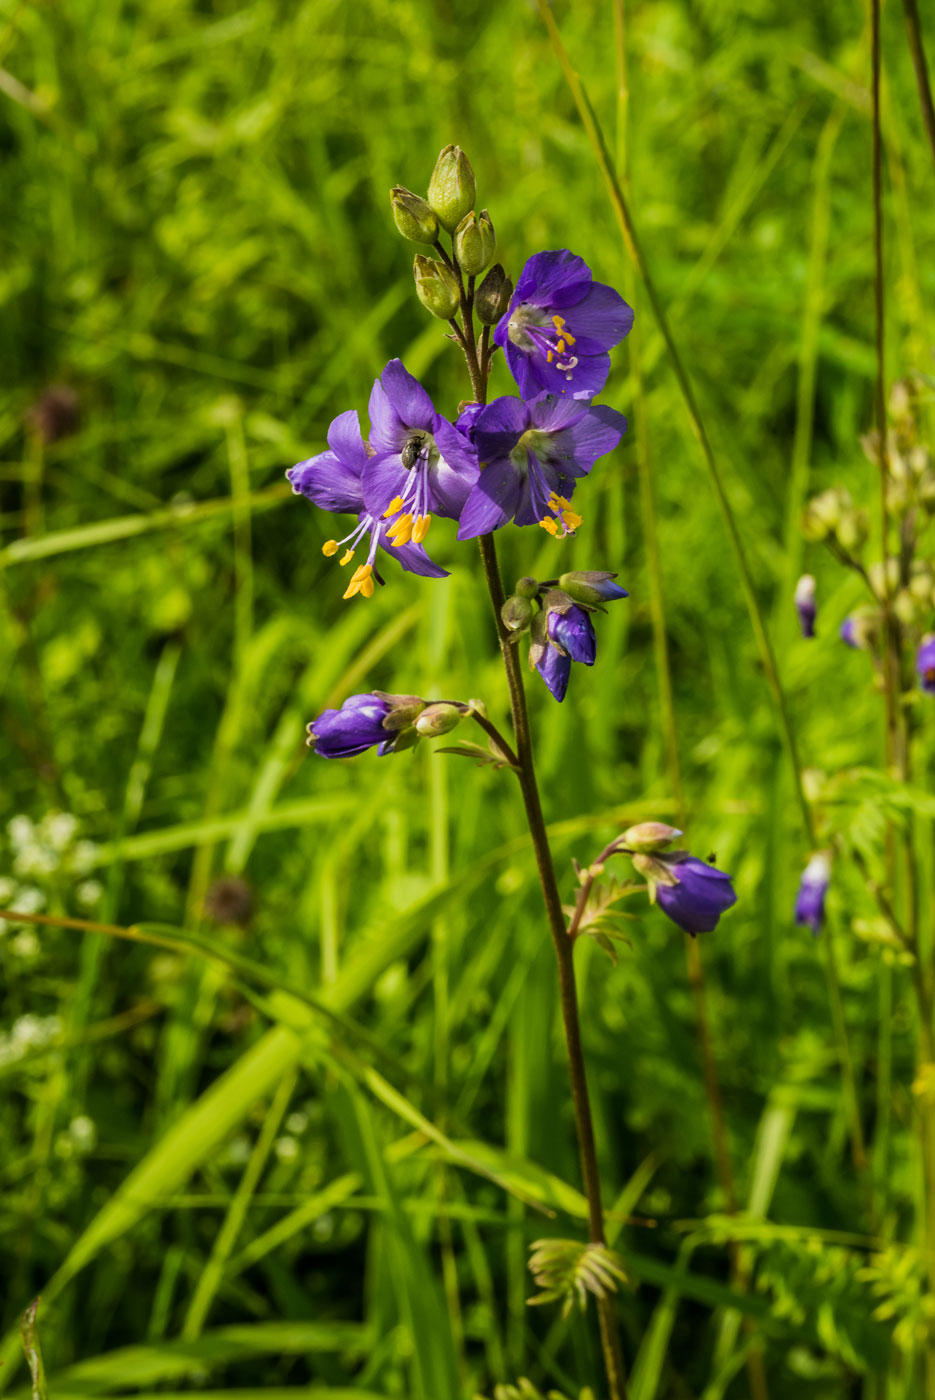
top-left (69, 1115), bottom-right (97, 1151)
top-left (77, 880), bottom-right (104, 909)
top-left (12, 1015), bottom-right (42, 1046)
top-left (8, 816), bottom-right (35, 850)
top-left (70, 841), bottom-right (100, 876)
top-left (274, 1136), bottom-right (299, 1163)
top-left (43, 812), bottom-right (78, 851)
top-left (11, 930), bottom-right (40, 958)
top-left (14, 845), bottom-right (58, 878)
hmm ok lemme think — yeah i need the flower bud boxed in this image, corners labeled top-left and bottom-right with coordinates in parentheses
top-left (868, 557), bottom-right (900, 601)
top-left (894, 589), bottom-right (919, 627)
top-left (427, 144), bottom-right (476, 232)
top-left (622, 822), bottom-right (683, 853)
top-left (413, 255), bottom-right (461, 320)
top-left (375, 692), bottom-right (427, 731)
top-left (414, 702), bottom-right (463, 737)
top-left (837, 507), bottom-right (868, 552)
top-left (559, 570), bottom-right (629, 607)
top-left (840, 607), bottom-right (879, 651)
top-left (501, 594), bottom-right (533, 633)
top-left (475, 263), bottom-right (513, 325)
top-left (454, 209), bottom-right (495, 276)
top-left (514, 575), bottom-right (540, 600)
top-left (390, 186), bottom-right (439, 245)
top-left (794, 574), bottom-right (817, 639)
top-left (802, 487), bottom-right (850, 542)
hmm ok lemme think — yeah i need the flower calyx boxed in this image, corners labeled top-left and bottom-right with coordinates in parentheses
top-left (413, 254), bottom-right (461, 321)
top-left (454, 209), bottom-right (495, 277)
top-left (390, 186), bottom-right (439, 245)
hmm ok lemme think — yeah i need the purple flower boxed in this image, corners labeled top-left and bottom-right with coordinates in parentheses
top-left (288, 407), bottom-right (447, 599)
top-left (456, 392), bottom-right (626, 540)
top-left (794, 574), bottom-right (817, 639)
top-left (494, 250), bottom-right (634, 402)
top-left (535, 640), bottom-right (572, 703)
top-left (535, 603), bottom-right (597, 701)
top-left (652, 853), bottom-right (737, 936)
top-left (308, 692), bottom-right (423, 759)
top-left (794, 854), bottom-right (830, 935)
top-left (918, 634), bottom-right (935, 693)
top-left (358, 360), bottom-right (479, 542)
top-left (839, 616), bottom-right (859, 648)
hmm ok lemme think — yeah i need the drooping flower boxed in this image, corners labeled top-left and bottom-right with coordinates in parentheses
top-left (530, 587), bottom-right (627, 703)
top-left (917, 634), bottom-right (935, 693)
top-left (287, 407), bottom-right (448, 600)
top-left (494, 250), bottom-right (634, 402)
top-left (633, 851), bottom-right (737, 936)
top-left (794, 853), bottom-right (831, 935)
top-left (559, 571), bottom-right (629, 606)
top-left (307, 692), bottom-right (425, 759)
top-left (456, 392), bottom-right (626, 540)
top-left (359, 359), bottom-right (480, 546)
top-left (794, 574), bottom-right (817, 639)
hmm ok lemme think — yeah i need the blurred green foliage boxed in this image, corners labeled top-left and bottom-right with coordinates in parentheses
top-left (2, 0), bottom-right (935, 1395)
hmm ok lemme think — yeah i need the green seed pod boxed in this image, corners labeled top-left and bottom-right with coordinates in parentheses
top-left (454, 209), bottom-right (495, 276)
top-left (427, 144), bottom-right (476, 232)
top-left (475, 263), bottom-right (513, 325)
top-left (413, 254), bottom-right (461, 320)
top-left (501, 594), bottom-right (533, 633)
top-left (414, 702), bottom-right (463, 737)
top-left (514, 575), bottom-right (540, 600)
top-left (390, 186), bottom-right (439, 245)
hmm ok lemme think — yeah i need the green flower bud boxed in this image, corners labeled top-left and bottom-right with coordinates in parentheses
top-left (475, 263), bottom-right (513, 326)
top-left (390, 186), bottom-right (439, 245)
top-left (527, 606), bottom-right (550, 672)
top-left (414, 702), bottom-right (463, 737)
top-left (501, 594), bottom-right (533, 633)
top-left (837, 507), bottom-right (869, 552)
top-left (894, 589), bottom-right (919, 627)
top-left (558, 570), bottom-right (626, 606)
top-left (454, 209), bottom-right (495, 276)
top-left (622, 822), bottom-right (683, 853)
top-left (869, 557), bottom-right (900, 600)
top-left (802, 487), bottom-right (849, 542)
top-left (514, 575), bottom-right (540, 600)
top-left (376, 692), bottom-right (427, 732)
top-left (413, 254), bottom-right (461, 320)
top-left (427, 144), bottom-right (476, 232)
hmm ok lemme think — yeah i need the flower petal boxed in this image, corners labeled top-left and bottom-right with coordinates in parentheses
top-left (473, 395), bottom-right (529, 461)
top-left (513, 250), bottom-right (592, 308)
top-left (564, 283), bottom-right (634, 355)
top-left (372, 360), bottom-right (437, 448)
top-left (535, 642), bottom-right (571, 702)
top-left (326, 409), bottom-right (369, 473)
top-left (287, 450), bottom-right (363, 514)
top-left (456, 463), bottom-right (522, 539)
top-left (547, 403), bottom-right (627, 471)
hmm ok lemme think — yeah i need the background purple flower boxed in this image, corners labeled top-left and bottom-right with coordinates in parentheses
top-left (457, 391), bottom-right (626, 540)
top-left (494, 249), bottom-right (633, 401)
top-left (794, 853), bottom-right (830, 935)
top-left (653, 853), bottom-right (737, 936)
top-left (918, 634), bottom-right (935, 693)
top-left (795, 574), bottom-right (817, 639)
top-left (288, 407), bottom-right (447, 597)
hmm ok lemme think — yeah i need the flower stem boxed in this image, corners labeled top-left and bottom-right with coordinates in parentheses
top-left (476, 531), bottom-right (629, 1400)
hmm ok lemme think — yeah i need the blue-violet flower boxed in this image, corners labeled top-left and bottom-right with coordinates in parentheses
top-left (918, 634), bottom-right (935, 693)
top-left (794, 853), bottom-right (830, 935)
top-left (635, 851), bottom-right (737, 936)
top-left (457, 391), bottom-right (626, 540)
top-left (307, 692), bottom-right (424, 759)
top-left (794, 574), bottom-right (817, 639)
top-left (495, 249), bottom-right (634, 401)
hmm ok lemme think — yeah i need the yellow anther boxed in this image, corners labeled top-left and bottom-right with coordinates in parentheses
top-left (342, 577), bottom-right (362, 600)
top-left (552, 315), bottom-right (566, 331)
top-left (383, 495), bottom-right (405, 518)
top-left (562, 329), bottom-right (576, 346)
top-left (391, 520), bottom-right (414, 546)
top-left (322, 540), bottom-right (339, 557)
top-left (412, 513), bottom-right (431, 543)
top-left (554, 495), bottom-right (571, 509)
top-left (339, 548), bottom-right (355, 566)
top-left (539, 516), bottom-right (559, 536)
top-left (565, 511), bottom-right (583, 530)
top-left (360, 575), bottom-right (375, 598)
top-left (546, 350), bottom-right (554, 363)
top-left (556, 339), bottom-right (566, 355)
top-left (351, 563), bottom-right (373, 583)
top-left (386, 512), bottom-right (413, 540)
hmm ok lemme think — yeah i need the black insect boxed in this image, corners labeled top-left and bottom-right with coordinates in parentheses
top-left (402, 434), bottom-right (426, 470)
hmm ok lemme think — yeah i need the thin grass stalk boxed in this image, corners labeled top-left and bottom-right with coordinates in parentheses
top-left (611, 4), bottom-right (766, 1392)
top-left (873, 0), bottom-right (935, 1382)
top-left (900, 0), bottom-right (935, 176)
top-left (535, 0), bottom-right (872, 1220)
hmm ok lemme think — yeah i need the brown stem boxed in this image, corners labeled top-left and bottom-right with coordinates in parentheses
top-left (901, 0), bottom-right (935, 177)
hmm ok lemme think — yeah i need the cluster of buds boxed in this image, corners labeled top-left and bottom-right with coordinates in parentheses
top-left (860, 379), bottom-right (935, 519)
top-left (391, 146), bottom-right (511, 326)
top-left (801, 486), bottom-right (869, 555)
top-left (307, 691), bottom-right (467, 759)
top-left (500, 571), bottom-right (628, 702)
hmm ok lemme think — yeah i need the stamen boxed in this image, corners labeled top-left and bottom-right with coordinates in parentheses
top-left (383, 496), bottom-right (405, 518)
top-left (539, 517), bottom-right (559, 536)
top-left (412, 513), bottom-right (431, 543)
top-left (556, 339), bottom-right (565, 355)
top-left (339, 548), bottom-right (355, 566)
top-left (322, 540), bottom-right (339, 557)
top-left (386, 512), bottom-right (413, 541)
top-left (390, 519), bottom-right (414, 546)
top-left (547, 350), bottom-right (554, 363)
top-left (540, 492), bottom-right (583, 539)
top-left (360, 575), bottom-right (375, 598)
top-left (351, 563), bottom-right (373, 582)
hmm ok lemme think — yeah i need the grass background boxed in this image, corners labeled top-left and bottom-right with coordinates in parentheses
top-left (2, 0), bottom-right (935, 1394)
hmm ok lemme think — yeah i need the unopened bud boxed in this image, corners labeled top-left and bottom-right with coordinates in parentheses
top-left (501, 594), bottom-right (533, 633)
top-left (390, 186), bottom-right (439, 245)
top-left (376, 692), bottom-right (427, 731)
top-left (837, 508), bottom-right (868, 552)
top-left (802, 487), bottom-right (849, 542)
top-left (514, 575), bottom-right (540, 600)
top-left (427, 144), bottom-right (475, 232)
top-left (414, 702), bottom-right (463, 737)
top-left (622, 822), bottom-right (683, 853)
top-left (868, 557), bottom-right (900, 600)
top-left (894, 589), bottom-right (919, 627)
top-left (559, 570), bottom-right (629, 606)
top-left (475, 263), bottom-right (513, 325)
top-left (413, 254), bottom-right (461, 320)
top-left (454, 209), bottom-right (495, 276)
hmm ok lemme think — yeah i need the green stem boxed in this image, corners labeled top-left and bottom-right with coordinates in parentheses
top-left (476, 532), bottom-right (628, 1400)
top-left (900, 0), bottom-right (935, 177)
